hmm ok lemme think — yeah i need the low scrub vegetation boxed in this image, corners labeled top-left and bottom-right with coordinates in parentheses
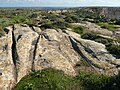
top-left (13, 69), bottom-right (74, 90)
top-left (72, 26), bottom-right (85, 35)
top-left (40, 20), bottom-right (71, 30)
top-left (115, 19), bottom-right (120, 25)
top-left (107, 45), bottom-right (120, 56)
top-left (13, 68), bottom-right (120, 90)
top-left (96, 22), bottom-right (117, 31)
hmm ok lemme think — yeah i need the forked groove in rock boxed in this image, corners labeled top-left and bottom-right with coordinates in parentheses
top-left (32, 34), bottom-right (40, 71)
top-left (69, 36), bottom-right (101, 70)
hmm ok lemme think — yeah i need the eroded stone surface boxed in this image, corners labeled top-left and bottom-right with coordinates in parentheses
top-left (0, 26), bottom-right (16, 90)
top-left (13, 24), bottom-right (39, 82)
top-left (0, 24), bottom-right (120, 90)
top-left (34, 29), bottom-right (81, 76)
top-left (72, 21), bottom-right (113, 36)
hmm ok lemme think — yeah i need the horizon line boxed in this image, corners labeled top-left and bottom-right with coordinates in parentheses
top-left (0, 6), bottom-right (120, 8)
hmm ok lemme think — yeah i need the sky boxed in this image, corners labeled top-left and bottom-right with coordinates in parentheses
top-left (0, 0), bottom-right (120, 7)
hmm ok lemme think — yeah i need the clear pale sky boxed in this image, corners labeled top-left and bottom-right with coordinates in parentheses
top-left (0, 0), bottom-right (120, 7)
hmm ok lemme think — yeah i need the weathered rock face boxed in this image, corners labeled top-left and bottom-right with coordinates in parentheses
top-left (72, 21), bottom-right (113, 36)
top-left (65, 30), bottom-right (115, 61)
top-left (34, 29), bottom-right (80, 76)
top-left (92, 8), bottom-right (120, 20)
top-left (115, 29), bottom-right (120, 38)
top-left (13, 24), bottom-right (39, 82)
top-left (0, 24), bottom-right (120, 90)
top-left (0, 27), bottom-right (16, 90)
top-left (100, 8), bottom-right (120, 20)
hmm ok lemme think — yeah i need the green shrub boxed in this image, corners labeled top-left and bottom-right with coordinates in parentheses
top-left (65, 16), bottom-right (74, 23)
top-left (115, 19), bottom-right (120, 25)
top-left (73, 26), bottom-right (84, 35)
top-left (76, 71), bottom-right (120, 90)
top-left (64, 14), bottom-right (80, 23)
top-left (54, 21), bottom-right (71, 29)
top-left (13, 69), bottom-right (74, 90)
top-left (107, 44), bottom-right (120, 55)
top-left (75, 71), bottom-right (111, 90)
top-left (40, 21), bottom-right (71, 30)
top-left (96, 22), bottom-right (117, 31)
top-left (13, 69), bottom-right (120, 90)
top-left (40, 22), bottom-right (54, 30)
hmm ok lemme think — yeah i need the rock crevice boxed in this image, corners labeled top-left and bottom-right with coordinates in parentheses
top-left (32, 34), bottom-right (41, 71)
top-left (11, 31), bottom-right (19, 82)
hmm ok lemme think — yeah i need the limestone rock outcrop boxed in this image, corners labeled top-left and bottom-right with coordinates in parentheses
top-left (0, 27), bottom-right (16, 90)
top-left (92, 8), bottom-right (120, 20)
top-left (13, 24), bottom-right (39, 82)
top-left (72, 22), bottom-right (113, 36)
top-left (34, 29), bottom-right (80, 76)
top-left (0, 24), bottom-right (120, 90)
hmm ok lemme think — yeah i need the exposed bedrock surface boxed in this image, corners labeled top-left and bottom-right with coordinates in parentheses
top-left (0, 24), bottom-right (120, 90)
